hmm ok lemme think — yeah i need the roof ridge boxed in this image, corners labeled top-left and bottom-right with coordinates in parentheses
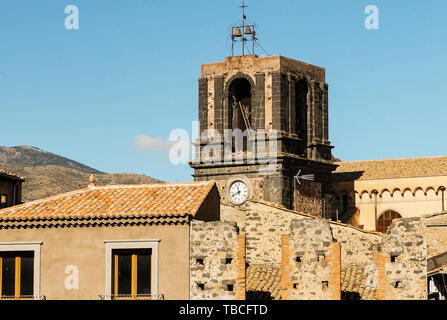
top-left (92, 181), bottom-right (212, 189)
top-left (423, 211), bottom-right (447, 219)
top-left (0, 169), bottom-right (25, 180)
top-left (336, 155), bottom-right (447, 164)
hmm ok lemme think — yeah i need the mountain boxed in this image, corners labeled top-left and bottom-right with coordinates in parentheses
top-left (0, 146), bottom-right (103, 174)
top-left (0, 146), bottom-right (163, 202)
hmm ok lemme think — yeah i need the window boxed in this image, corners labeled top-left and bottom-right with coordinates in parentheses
top-left (196, 258), bottom-right (204, 266)
top-left (104, 240), bottom-right (159, 300)
top-left (112, 249), bottom-right (152, 300)
top-left (1, 195), bottom-right (7, 209)
top-left (377, 210), bottom-right (402, 233)
top-left (0, 252), bottom-right (34, 300)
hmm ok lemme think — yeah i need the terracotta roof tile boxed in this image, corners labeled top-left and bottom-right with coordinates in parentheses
top-left (246, 264), bottom-right (281, 300)
top-left (334, 156), bottom-right (447, 181)
top-left (0, 169), bottom-right (25, 181)
top-left (0, 181), bottom-right (216, 226)
top-left (341, 265), bottom-right (377, 300)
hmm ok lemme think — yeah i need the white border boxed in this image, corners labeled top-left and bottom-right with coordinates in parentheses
top-left (104, 239), bottom-right (160, 300)
top-left (0, 242), bottom-right (42, 299)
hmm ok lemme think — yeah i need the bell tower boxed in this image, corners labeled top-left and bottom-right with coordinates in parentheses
top-left (190, 3), bottom-right (337, 215)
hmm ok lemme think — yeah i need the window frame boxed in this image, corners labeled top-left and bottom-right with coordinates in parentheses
top-left (112, 249), bottom-right (152, 299)
top-left (0, 242), bottom-right (42, 300)
top-left (0, 194), bottom-right (7, 209)
top-left (377, 210), bottom-right (402, 233)
top-left (104, 240), bottom-right (159, 300)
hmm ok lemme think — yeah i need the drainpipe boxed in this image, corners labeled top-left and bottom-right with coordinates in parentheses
top-left (372, 190), bottom-right (379, 231)
top-left (440, 186), bottom-right (446, 212)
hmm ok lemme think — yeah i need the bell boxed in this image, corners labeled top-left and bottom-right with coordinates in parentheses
top-left (233, 27), bottom-right (242, 37)
top-left (245, 26), bottom-right (253, 35)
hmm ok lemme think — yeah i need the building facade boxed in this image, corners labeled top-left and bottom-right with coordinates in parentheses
top-left (0, 181), bottom-right (220, 300)
top-left (191, 200), bottom-right (429, 300)
top-left (332, 157), bottom-right (447, 232)
top-left (0, 169), bottom-right (24, 209)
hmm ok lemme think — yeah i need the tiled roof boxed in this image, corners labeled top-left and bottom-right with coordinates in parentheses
top-left (428, 252), bottom-right (447, 274)
top-left (246, 264), bottom-right (281, 300)
top-left (333, 156), bottom-right (447, 181)
top-left (0, 169), bottom-right (25, 181)
top-left (0, 181), bottom-right (216, 228)
top-left (341, 265), bottom-right (377, 300)
top-left (424, 211), bottom-right (447, 222)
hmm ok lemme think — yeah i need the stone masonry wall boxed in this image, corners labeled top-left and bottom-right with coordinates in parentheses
top-left (330, 223), bottom-right (382, 266)
top-left (380, 218), bottom-right (427, 300)
top-left (426, 226), bottom-right (447, 258)
top-left (244, 202), bottom-right (311, 264)
top-left (281, 219), bottom-right (341, 300)
top-left (294, 180), bottom-right (323, 216)
top-left (239, 201), bottom-right (381, 268)
top-left (425, 214), bottom-right (447, 258)
top-left (190, 221), bottom-right (243, 300)
top-left (211, 201), bottom-right (429, 300)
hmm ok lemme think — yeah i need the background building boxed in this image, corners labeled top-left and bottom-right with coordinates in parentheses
top-left (0, 180), bottom-right (219, 300)
top-left (332, 157), bottom-right (447, 232)
top-left (0, 169), bottom-right (24, 209)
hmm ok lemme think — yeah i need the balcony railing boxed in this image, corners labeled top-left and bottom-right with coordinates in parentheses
top-left (0, 295), bottom-right (46, 300)
top-left (98, 294), bottom-right (165, 300)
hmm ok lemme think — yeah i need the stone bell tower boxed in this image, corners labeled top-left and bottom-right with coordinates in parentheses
top-left (190, 5), bottom-right (337, 215)
top-left (190, 54), bottom-right (337, 215)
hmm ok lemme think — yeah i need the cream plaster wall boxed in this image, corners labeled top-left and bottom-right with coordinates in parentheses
top-left (333, 176), bottom-right (447, 231)
top-left (0, 224), bottom-right (190, 300)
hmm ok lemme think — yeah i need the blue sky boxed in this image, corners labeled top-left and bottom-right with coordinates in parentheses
top-left (1, 0), bottom-right (446, 182)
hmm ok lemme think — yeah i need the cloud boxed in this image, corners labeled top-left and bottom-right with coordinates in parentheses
top-left (134, 135), bottom-right (175, 152)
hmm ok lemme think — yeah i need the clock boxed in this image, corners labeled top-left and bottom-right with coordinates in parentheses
top-left (229, 180), bottom-right (249, 205)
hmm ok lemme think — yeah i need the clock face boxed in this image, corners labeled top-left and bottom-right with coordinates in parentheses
top-left (229, 181), bottom-right (249, 205)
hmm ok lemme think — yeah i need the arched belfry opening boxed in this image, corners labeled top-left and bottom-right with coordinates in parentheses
top-left (295, 79), bottom-right (308, 156)
top-left (229, 78), bottom-right (252, 133)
